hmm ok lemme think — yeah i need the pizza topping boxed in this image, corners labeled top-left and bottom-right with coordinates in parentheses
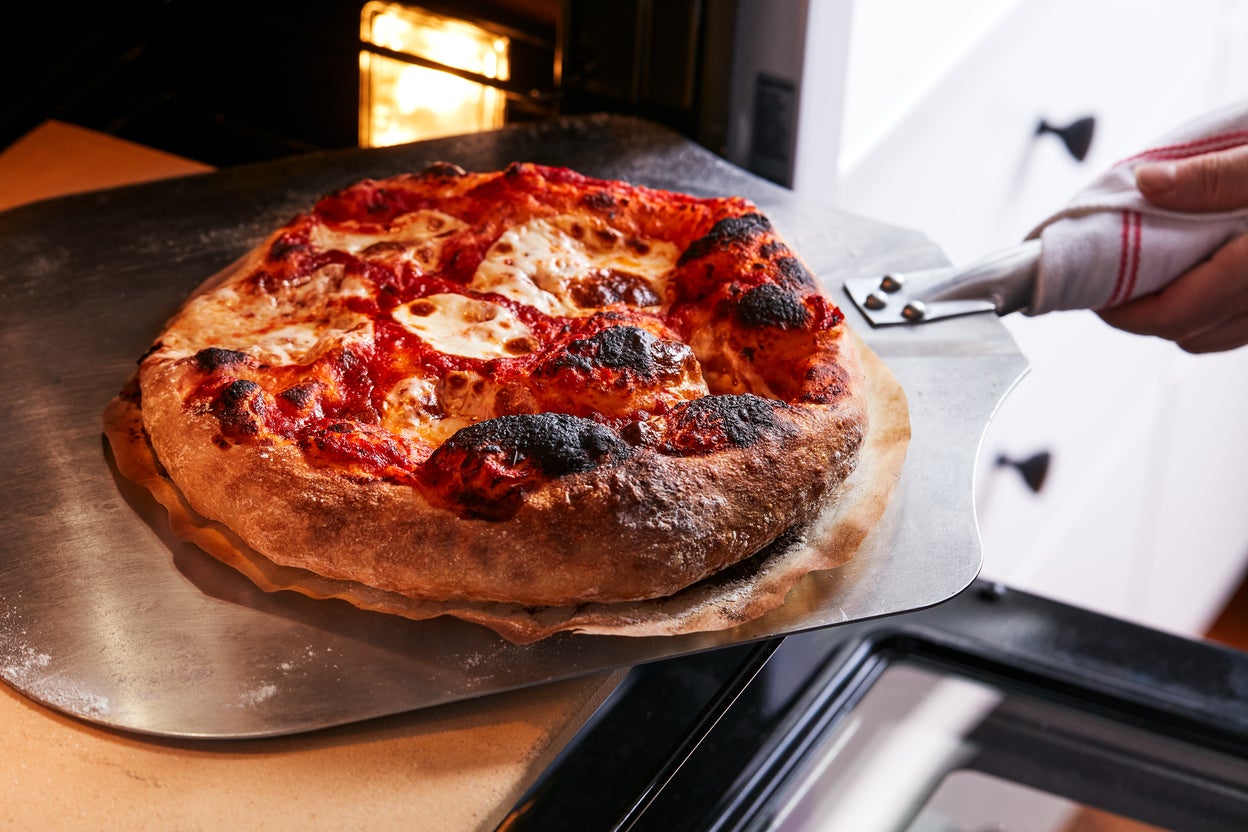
top-left (469, 214), bottom-right (677, 316)
top-left (152, 165), bottom-right (853, 502)
top-left (166, 261), bottom-right (373, 366)
top-left (308, 209), bottom-right (467, 272)
top-left (391, 293), bottom-right (536, 360)
top-left (568, 270), bottom-right (661, 308)
top-left (381, 375), bottom-right (460, 445)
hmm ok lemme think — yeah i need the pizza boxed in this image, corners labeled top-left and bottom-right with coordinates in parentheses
top-left (103, 162), bottom-right (908, 642)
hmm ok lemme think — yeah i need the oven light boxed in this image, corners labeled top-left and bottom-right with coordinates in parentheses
top-left (359, 2), bottom-right (510, 148)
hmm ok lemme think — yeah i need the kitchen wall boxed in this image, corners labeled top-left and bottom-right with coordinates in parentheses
top-left (777, 0), bottom-right (1248, 636)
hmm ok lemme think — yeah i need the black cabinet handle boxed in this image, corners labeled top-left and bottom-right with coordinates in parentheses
top-left (1036, 116), bottom-right (1096, 161)
top-left (996, 450), bottom-right (1051, 493)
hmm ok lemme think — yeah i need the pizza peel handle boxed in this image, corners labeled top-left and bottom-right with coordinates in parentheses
top-left (844, 239), bottom-right (1040, 326)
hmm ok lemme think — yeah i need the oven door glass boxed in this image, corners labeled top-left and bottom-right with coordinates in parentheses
top-left (762, 662), bottom-right (1248, 831)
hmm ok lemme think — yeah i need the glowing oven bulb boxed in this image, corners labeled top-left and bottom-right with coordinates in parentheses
top-left (360, 2), bottom-right (510, 147)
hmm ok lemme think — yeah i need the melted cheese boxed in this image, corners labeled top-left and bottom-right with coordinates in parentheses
top-left (392, 293), bottom-right (535, 360)
top-left (382, 375), bottom-right (472, 446)
top-left (166, 264), bottom-right (372, 365)
top-left (469, 214), bottom-right (679, 316)
top-left (310, 210), bottom-right (467, 271)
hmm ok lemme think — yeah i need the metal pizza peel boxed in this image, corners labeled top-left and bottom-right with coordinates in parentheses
top-left (0, 115), bottom-right (1026, 738)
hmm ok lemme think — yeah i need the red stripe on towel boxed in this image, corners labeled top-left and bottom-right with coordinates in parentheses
top-left (1109, 210), bottom-right (1132, 306)
top-left (1122, 211), bottom-right (1143, 304)
top-left (1108, 211), bottom-right (1143, 307)
top-left (1120, 130), bottom-right (1248, 165)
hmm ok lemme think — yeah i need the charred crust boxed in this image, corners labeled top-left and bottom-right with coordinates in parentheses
top-left (138, 341), bottom-right (164, 364)
top-left (437, 413), bottom-right (632, 478)
top-left (422, 161), bottom-right (468, 178)
top-left (589, 326), bottom-right (664, 372)
top-left (581, 190), bottom-right (616, 212)
top-left (662, 394), bottom-right (792, 454)
top-left (775, 256), bottom-right (817, 290)
top-left (759, 241), bottom-right (787, 259)
top-left (218, 378), bottom-right (261, 409)
top-left (211, 379), bottom-right (265, 437)
top-left (542, 326), bottom-right (690, 382)
top-left (678, 212), bottom-right (772, 265)
top-left (736, 283), bottom-right (812, 330)
top-left (797, 362), bottom-right (851, 404)
top-left (268, 234), bottom-right (310, 262)
top-left (278, 382), bottom-right (317, 409)
top-left (194, 347), bottom-right (249, 372)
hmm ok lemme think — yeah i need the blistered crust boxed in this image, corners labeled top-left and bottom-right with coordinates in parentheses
top-left (134, 339), bottom-right (864, 604)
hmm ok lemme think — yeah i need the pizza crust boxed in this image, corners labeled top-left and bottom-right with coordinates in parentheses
top-left (104, 332), bottom-right (906, 643)
top-left (128, 344), bottom-right (864, 606)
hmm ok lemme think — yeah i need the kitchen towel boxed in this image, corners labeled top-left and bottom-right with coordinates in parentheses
top-left (1025, 100), bottom-right (1248, 315)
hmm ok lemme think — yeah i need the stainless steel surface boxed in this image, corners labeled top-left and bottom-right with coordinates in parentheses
top-left (845, 239), bottom-right (1041, 325)
top-left (0, 115), bottom-right (1027, 738)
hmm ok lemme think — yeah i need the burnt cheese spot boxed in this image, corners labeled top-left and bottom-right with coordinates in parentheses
top-left (661, 394), bottom-right (792, 454)
top-left (569, 270), bottom-right (661, 308)
top-left (359, 240), bottom-right (407, 257)
top-left (678, 213), bottom-right (772, 265)
top-left (736, 283), bottom-right (812, 330)
top-left (195, 347), bottom-right (248, 372)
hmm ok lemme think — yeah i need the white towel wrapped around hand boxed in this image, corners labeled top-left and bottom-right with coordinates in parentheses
top-left (1025, 102), bottom-right (1248, 315)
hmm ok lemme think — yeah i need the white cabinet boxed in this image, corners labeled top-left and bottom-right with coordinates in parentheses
top-left (796, 0), bottom-right (1248, 634)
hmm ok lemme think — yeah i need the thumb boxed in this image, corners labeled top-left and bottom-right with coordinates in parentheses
top-left (1135, 145), bottom-right (1248, 212)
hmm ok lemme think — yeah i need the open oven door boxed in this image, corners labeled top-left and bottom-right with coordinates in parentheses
top-left (506, 578), bottom-right (1248, 831)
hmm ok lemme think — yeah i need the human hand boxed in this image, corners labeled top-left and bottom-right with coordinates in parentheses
top-left (1096, 144), bottom-right (1248, 353)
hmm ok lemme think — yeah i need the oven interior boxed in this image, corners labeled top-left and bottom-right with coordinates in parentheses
top-left (1, 0), bottom-right (736, 169)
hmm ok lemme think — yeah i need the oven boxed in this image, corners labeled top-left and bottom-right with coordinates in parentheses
top-left (506, 581), bottom-right (1248, 830)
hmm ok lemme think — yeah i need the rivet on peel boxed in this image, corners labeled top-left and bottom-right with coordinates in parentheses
top-left (901, 301), bottom-right (927, 321)
top-left (879, 274), bottom-right (904, 293)
top-left (864, 293), bottom-right (887, 310)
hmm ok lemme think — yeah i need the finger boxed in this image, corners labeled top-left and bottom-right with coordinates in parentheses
top-left (1172, 313), bottom-right (1248, 353)
top-left (1135, 145), bottom-right (1248, 212)
top-left (1097, 231), bottom-right (1248, 345)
